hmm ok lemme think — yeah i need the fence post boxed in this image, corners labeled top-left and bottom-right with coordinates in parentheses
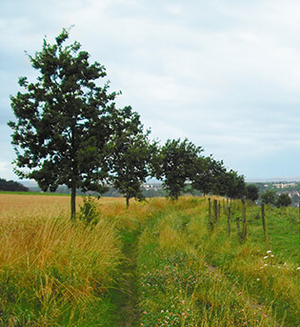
top-left (214, 199), bottom-right (218, 225)
top-left (261, 203), bottom-right (269, 249)
top-left (299, 202), bottom-right (300, 248)
top-left (236, 217), bottom-right (241, 238)
top-left (242, 199), bottom-right (247, 243)
top-left (208, 198), bottom-right (212, 230)
top-left (227, 206), bottom-right (231, 236)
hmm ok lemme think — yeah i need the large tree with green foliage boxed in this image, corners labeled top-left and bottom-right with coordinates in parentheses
top-left (157, 138), bottom-right (202, 200)
top-left (245, 184), bottom-right (259, 202)
top-left (0, 178), bottom-right (29, 192)
top-left (225, 170), bottom-right (246, 199)
top-left (276, 193), bottom-right (292, 207)
top-left (108, 106), bottom-right (154, 207)
top-left (8, 28), bottom-right (124, 219)
top-left (261, 190), bottom-right (276, 205)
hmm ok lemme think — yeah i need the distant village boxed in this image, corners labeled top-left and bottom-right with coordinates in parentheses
top-left (254, 181), bottom-right (300, 206)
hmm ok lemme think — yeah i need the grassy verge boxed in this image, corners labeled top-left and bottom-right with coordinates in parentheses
top-left (137, 198), bottom-right (280, 326)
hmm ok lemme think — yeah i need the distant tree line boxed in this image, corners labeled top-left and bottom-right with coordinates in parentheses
top-left (7, 28), bottom-right (256, 218)
top-left (0, 178), bottom-right (28, 192)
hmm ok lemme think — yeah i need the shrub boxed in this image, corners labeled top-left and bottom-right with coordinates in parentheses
top-left (276, 193), bottom-right (292, 207)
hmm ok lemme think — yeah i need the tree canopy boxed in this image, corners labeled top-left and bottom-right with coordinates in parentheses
top-left (0, 178), bottom-right (28, 192)
top-left (108, 106), bottom-right (154, 207)
top-left (8, 28), bottom-right (132, 218)
top-left (156, 138), bottom-right (202, 200)
top-left (9, 28), bottom-right (248, 215)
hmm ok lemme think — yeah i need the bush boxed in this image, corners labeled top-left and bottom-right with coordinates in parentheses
top-left (78, 196), bottom-right (100, 225)
top-left (276, 193), bottom-right (292, 207)
top-left (261, 190), bottom-right (276, 205)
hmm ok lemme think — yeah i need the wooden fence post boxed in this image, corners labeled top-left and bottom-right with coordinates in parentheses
top-left (227, 206), bottom-right (231, 236)
top-left (236, 217), bottom-right (241, 237)
top-left (208, 198), bottom-right (212, 230)
top-left (214, 199), bottom-right (218, 225)
top-left (261, 203), bottom-right (269, 249)
top-left (242, 199), bottom-right (247, 243)
top-left (299, 202), bottom-right (300, 248)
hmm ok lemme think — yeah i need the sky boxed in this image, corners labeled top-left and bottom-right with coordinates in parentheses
top-left (1, 0), bottom-right (300, 182)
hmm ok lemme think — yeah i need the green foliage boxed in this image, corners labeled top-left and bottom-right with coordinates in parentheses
top-left (190, 156), bottom-right (246, 199)
top-left (246, 183), bottom-right (259, 202)
top-left (157, 138), bottom-right (203, 200)
top-left (9, 28), bottom-right (152, 218)
top-left (78, 196), bottom-right (100, 225)
top-left (108, 107), bottom-right (154, 207)
top-left (276, 193), bottom-right (292, 207)
top-left (0, 178), bottom-right (28, 192)
top-left (261, 190), bottom-right (277, 205)
top-left (224, 169), bottom-right (246, 199)
top-left (8, 26), bottom-right (248, 218)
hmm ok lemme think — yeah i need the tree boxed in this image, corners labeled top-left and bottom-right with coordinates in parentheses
top-left (276, 193), bottom-right (292, 207)
top-left (246, 184), bottom-right (259, 202)
top-left (8, 28), bottom-right (123, 219)
top-left (157, 138), bottom-right (202, 200)
top-left (261, 190), bottom-right (276, 205)
top-left (206, 157), bottom-right (228, 196)
top-left (190, 156), bottom-right (214, 195)
top-left (225, 170), bottom-right (246, 199)
top-left (109, 106), bottom-right (154, 207)
top-left (0, 178), bottom-right (29, 192)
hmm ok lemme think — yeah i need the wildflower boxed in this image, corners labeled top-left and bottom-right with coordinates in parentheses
top-left (297, 267), bottom-right (300, 270)
top-left (238, 292), bottom-right (242, 296)
top-left (257, 278), bottom-right (260, 281)
top-left (263, 256), bottom-right (268, 259)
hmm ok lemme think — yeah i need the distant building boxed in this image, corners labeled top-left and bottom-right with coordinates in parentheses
top-left (274, 183), bottom-right (297, 189)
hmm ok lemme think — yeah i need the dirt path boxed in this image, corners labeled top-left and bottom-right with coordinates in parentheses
top-left (114, 230), bottom-right (140, 327)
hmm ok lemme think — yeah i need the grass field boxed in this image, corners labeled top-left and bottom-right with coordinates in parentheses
top-left (1, 194), bottom-right (300, 326)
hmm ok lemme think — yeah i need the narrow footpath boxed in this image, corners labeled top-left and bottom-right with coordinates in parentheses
top-left (113, 229), bottom-right (140, 327)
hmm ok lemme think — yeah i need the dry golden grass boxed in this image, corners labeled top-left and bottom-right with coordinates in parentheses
top-left (0, 193), bottom-right (71, 216)
top-left (0, 194), bottom-right (125, 325)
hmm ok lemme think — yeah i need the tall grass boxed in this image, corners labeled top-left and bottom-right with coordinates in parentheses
top-left (2, 195), bottom-right (300, 326)
top-left (137, 197), bottom-right (296, 326)
top-left (0, 194), bottom-right (122, 326)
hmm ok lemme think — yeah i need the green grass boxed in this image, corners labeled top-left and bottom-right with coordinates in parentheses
top-left (1, 195), bottom-right (300, 326)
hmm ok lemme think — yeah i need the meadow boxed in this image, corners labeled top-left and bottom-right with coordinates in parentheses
top-left (0, 194), bottom-right (300, 326)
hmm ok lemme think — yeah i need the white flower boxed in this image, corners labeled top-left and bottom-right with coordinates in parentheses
top-left (297, 267), bottom-right (300, 270)
top-left (267, 250), bottom-right (272, 254)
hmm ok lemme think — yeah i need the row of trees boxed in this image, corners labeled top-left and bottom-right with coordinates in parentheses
top-left (8, 28), bottom-right (249, 219)
top-left (0, 178), bottom-right (29, 192)
top-left (260, 190), bottom-right (292, 207)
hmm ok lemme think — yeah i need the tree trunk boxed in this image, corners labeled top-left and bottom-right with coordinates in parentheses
top-left (71, 185), bottom-right (76, 220)
top-left (126, 196), bottom-right (130, 209)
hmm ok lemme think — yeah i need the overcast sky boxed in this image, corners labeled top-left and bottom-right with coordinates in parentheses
top-left (1, 0), bottom-right (300, 182)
